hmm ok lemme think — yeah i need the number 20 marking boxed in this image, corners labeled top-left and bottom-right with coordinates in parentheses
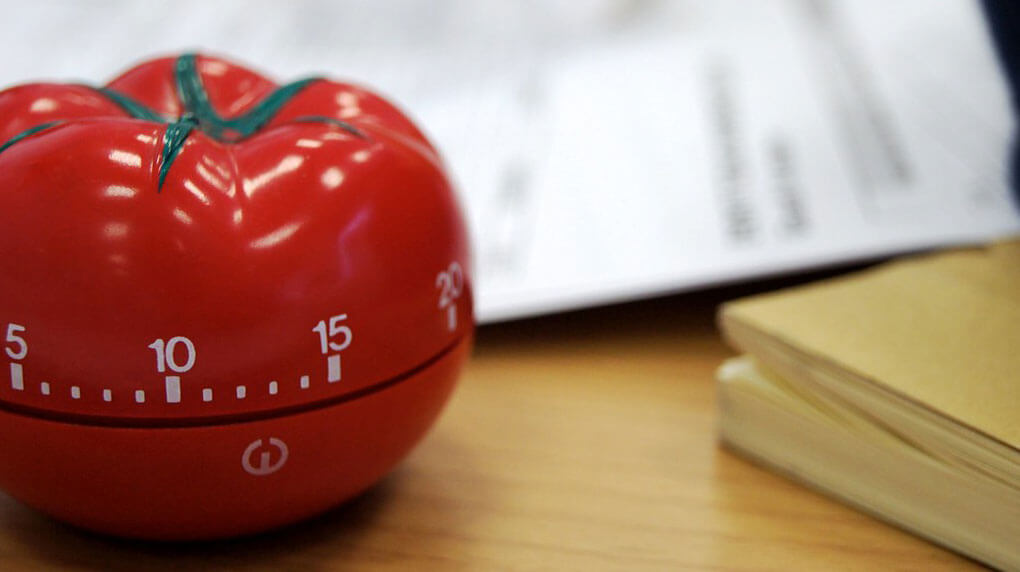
top-left (436, 262), bottom-right (464, 331)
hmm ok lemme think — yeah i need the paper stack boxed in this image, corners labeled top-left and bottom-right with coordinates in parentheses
top-left (717, 241), bottom-right (1020, 570)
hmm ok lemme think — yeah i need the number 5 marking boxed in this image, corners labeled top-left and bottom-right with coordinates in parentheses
top-left (5, 323), bottom-right (27, 360)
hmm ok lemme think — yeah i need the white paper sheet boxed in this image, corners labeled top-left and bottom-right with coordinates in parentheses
top-left (1, 0), bottom-right (1017, 322)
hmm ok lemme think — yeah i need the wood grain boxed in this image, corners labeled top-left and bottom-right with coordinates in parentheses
top-left (0, 284), bottom-right (979, 570)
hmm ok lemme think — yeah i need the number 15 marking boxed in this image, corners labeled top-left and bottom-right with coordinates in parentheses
top-left (313, 314), bottom-right (352, 384)
top-left (312, 314), bottom-right (352, 354)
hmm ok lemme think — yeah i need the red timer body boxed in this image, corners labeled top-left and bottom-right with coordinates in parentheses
top-left (0, 54), bottom-right (473, 539)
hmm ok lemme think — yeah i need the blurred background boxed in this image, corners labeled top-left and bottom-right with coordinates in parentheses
top-left (1, 0), bottom-right (1016, 322)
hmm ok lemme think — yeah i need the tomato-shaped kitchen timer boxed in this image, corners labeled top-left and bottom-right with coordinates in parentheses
top-left (0, 54), bottom-right (472, 539)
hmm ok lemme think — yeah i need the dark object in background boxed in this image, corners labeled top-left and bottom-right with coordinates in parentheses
top-left (983, 0), bottom-right (1020, 207)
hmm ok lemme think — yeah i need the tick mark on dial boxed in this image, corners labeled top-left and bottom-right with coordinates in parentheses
top-left (165, 376), bottom-right (182, 403)
top-left (10, 363), bottom-right (23, 391)
top-left (327, 355), bottom-right (341, 383)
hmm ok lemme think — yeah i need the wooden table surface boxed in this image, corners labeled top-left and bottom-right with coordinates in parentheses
top-left (0, 283), bottom-right (979, 570)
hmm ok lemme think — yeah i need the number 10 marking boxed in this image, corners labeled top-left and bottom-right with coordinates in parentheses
top-left (149, 336), bottom-right (195, 404)
top-left (148, 337), bottom-right (196, 373)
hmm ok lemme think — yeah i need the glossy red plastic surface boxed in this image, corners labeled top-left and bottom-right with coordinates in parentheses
top-left (0, 54), bottom-right (472, 538)
top-left (0, 337), bottom-right (468, 540)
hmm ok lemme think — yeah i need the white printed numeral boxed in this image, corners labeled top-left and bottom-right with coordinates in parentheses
top-left (312, 314), bottom-right (353, 354)
top-left (4, 323), bottom-right (27, 360)
top-left (5, 324), bottom-right (28, 392)
top-left (436, 262), bottom-right (464, 330)
top-left (148, 336), bottom-right (197, 373)
top-left (314, 315), bottom-right (352, 384)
